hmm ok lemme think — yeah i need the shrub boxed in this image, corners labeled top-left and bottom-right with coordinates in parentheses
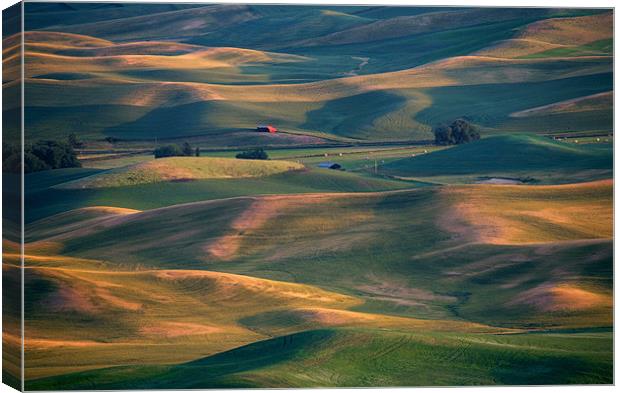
top-left (236, 148), bottom-right (269, 160)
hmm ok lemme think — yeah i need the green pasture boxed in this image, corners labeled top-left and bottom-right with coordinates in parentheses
top-left (26, 182), bottom-right (612, 329)
top-left (14, 5), bottom-right (615, 390)
top-left (28, 328), bottom-right (612, 389)
top-left (379, 134), bottom-right (612, 184)
top-left (521, 38), bottom-right (612, 59)
top-left (24, 70), bottom-right (613, 143)
top-left (24, 166), bottom-right (418, 222)
top-left (415, 72), bottom-right (612, 132)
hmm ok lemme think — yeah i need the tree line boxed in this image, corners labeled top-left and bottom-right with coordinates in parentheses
top-left (154, 144), bottom-right (270, 160)
top-left (3, 138), bottom-right (81, 174)
top-left (2, 119), bottom-right (475, 174)
top-left (154, 142), bottom-right (200, 158)
top-left (236, 148), bottom-right (269, 160)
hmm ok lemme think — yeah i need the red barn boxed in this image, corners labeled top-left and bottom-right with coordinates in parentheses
top-left (256, 124), bottom-right (277, 133)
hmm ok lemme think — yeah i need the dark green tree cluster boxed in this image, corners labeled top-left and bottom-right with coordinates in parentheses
top-left (3, 140), bottom-right (81, 174)
top-left (154, 142), bottom-right (196, 158)
top-left (236, 148), bottom-right (269, 160)
top-left (434, 119), bottom-right (480, 145)
top-left (104, 136), bottom-right (120, 144)
top-left (68, 133), bottom-right (84, 149)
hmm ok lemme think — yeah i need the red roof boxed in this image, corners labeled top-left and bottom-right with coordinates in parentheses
top-left (257, 125), bottom-right (277, 133)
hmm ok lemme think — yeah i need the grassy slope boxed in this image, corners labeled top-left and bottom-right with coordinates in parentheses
top-left (16, 5), bottom-right (614, 389)
top-left (26, 182), bottom-right (612, 327)
top-left (17, 9), bottom-right (612, 142)
top-left (288, 8), bottom-right (556, 49)
top-left (21, 56), bottom-right (611, 141)
top-left (25, 166), bottom-right (416, 222)
top-left (28, 328), bottom-right (612, 389)
top-left (24, 3), bottom-right (207, 30)
top-left (15, 255), bottom-right (356, 380)
top-left (379, 134), bottom-right (612, 184)
top-left (23, 206), bottom-right (141, 242)
top-left (38, 4), bottom-right (259, 42)
top-left (502, 91), bottom-right (612, 134)
top-left (511, 91), bottom-right (612, 118)
top-left (20, 178), bottom-right (613, 388)
top-left (55, 157), bottom-right (305, 189)
top-left (416, 72), bottom-right (612, 133)
top-left (188, 6), bottom-right (374, 51)
top-left (24, 48), bottom-right (309, 79)
top-left (476, 12), bottom-right (612, 59)
top-left (21, 32), bottom-right (311, 87)
top-left (15, 244), bottom-right (506, 382)
top-left (441, 180), bottom-right (612, 244)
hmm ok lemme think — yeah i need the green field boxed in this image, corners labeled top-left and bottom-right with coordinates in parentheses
top-left (24, 164), bottom-right (422, 222)
top-left (3, 3), bottom-right (614, 390)
top-left (379, 134), bottom-right (612, 184)
top-left (6, 6), bottom-right (610, 144)
top-left (56, 156), bottom-right (306, 188)
top-left (29, 329), bottom-right (612, 389)
top-left (17, 151), bottom-right (614, 390)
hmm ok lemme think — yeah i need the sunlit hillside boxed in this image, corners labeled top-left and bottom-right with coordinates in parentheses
top-left (3, 5), bottom-right (610, 142)
top-left (3, 3), bottom-right (613, 390)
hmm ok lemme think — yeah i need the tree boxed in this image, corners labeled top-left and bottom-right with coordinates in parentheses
top-left (30, 140), bottom-right (81, 170)
top-left (24, 152), bottom-right (50, 173)
top-left (236, 148), bottom-right (269, 160)
top-left (181, 142), bottom-right (193, 156)
top-left (154, 144), bottom-right (183, 158)
top-left (2, 147), bottom-right (22, 173)
top-left (153, 142), bottom-right (194, 158)
top-left (195, 147), bottom-right (200, 157)
top-left (433, 125), bottom-right (453, 145)
top-left (3, 140), bottom-right (81, 173)
top-left (434, 119), bottom-right (480, 145)
top-left (67, 133), bottom-right (83, 149)
top-left (2, 143), bottom-right (20, 173)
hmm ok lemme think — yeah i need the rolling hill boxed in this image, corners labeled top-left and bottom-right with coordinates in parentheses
top-left (379, 134), bottom-right (612, 183)
top-left (475, 12), bottom-right (612, 59)
top-left (19, 179), bottom-right (613, 387)
top-left (24, 163), bottom-right (416, 223)
top-left (28, 328), bottom-right (612, 389)
top-left (39, 4), bottom-right (260, 42)
top-left (7, 6), bottom-right (612, 143)
top-left (17, 55), bottom-right (611, 140)
top-left (55, 157), bottom-right (305, 189)
top-left (14, 239), bottom-right (510, 383)
top-left (6, 4), bottom-right (614, 389)
top-left (511, 91), bottom-right (612, 117)
top-left (26, 182), bottom-right (612, 327)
